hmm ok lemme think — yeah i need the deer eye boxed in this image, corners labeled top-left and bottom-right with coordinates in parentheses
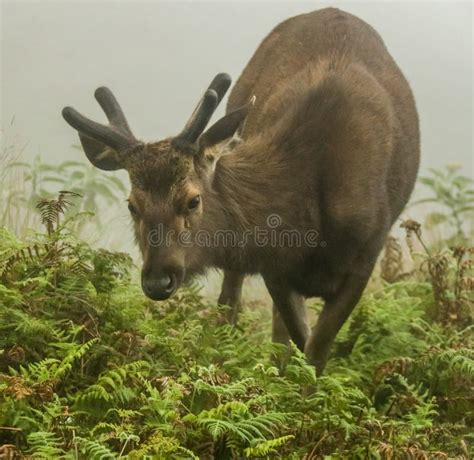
top-left (128, 202), bottom-right (139, 218)
top-left (188, 195), bottom-right (201, 211)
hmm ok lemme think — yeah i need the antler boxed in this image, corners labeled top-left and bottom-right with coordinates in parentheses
top-left (62, 87), bottom-right (138, 153)
top-left (177, 73), bottom-right (232, 144)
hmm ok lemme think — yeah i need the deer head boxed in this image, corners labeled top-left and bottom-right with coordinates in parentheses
top-left (62, 74), bottom-right (251, 300)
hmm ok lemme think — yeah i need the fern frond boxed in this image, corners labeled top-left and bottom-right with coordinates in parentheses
top-left (244, 434), bottom-right (295, 457)
top-left (26, 431), bottom-right (65, 458)
top-left (75, 436), bottom-right (115, 459)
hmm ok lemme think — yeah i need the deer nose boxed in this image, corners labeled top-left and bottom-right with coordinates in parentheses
top-left (141, 272), bottom-right (177, 301)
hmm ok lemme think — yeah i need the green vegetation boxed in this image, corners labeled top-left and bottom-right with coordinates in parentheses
top-left (1, 154), bottom-right (126, 237)
top-left (0, 163), bottom-right (473, 458)
top-left (411, 164), bottom-right (474, 245)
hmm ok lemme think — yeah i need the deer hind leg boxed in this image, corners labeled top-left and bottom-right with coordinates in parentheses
top-left (264, 278), bottom-right (309, 351)
top-left (304, 241), bottom-right (383, 375)
top-left (218, 270), bottom-right (245, 325)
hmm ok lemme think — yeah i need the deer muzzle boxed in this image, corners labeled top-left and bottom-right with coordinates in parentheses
top-left (141, 266), bottom-right (184, 301)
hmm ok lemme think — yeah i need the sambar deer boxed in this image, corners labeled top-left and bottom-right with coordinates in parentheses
top-left (62, 8), bottom-right (419, 373)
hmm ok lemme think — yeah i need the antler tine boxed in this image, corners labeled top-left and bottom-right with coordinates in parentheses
top-left (178, 89), bottom-right (219, 144)
top-left (62, 106), bottom-right (133, 152)
top-left (178, 73), bottom-right (232, 144)
top-left (62, 87), bottom-right (138, 153)
top-left (208, 73), bottom-right (232, 105)
top-left (94, 87), bottom-right (135, 137)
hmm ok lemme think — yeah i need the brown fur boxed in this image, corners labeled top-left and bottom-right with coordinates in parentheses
top-left (215, 8), bottom-right (419, 371)
top-left (72, 8), bottom-right (420, 373)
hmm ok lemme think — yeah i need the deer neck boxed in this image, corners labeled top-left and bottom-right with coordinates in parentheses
top-left (205, 142), bottom-right (278, 233)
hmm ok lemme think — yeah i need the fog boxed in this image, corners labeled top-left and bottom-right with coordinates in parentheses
top-left (2, 1), bottom-right (472, 173)
top-left (1, 0), bottom-right (472, 299)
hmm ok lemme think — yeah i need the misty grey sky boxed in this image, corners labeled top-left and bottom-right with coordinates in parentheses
top-left (1, 1), bottom-right (473, 176)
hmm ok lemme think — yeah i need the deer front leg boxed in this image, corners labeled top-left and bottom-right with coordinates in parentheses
top-left (218, 270), bottom-right (245, 325)
top-left (264, 278), bottom-right (309, 351)
top-left (272, 303), bottom-right (290, 345)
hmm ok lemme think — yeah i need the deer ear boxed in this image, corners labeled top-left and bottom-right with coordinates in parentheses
top-left (78, 133), bottom-right (123, 171)
top-left (198, 103), bottom-right (250, 151)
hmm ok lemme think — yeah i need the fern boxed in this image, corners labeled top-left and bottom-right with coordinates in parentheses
top-left (75, 436), bottom-right (116, 459)
top-left (128, 431), bottom-right (199, 459)
top-left (36, 191), bottom-right (81, 236)
top-left (50, 339), bottom-right (99, 380)
top-left (26, 431), bottom-right (65, 458)
top-left (244, 434), bottom-right (295, 457)
top-left (0, 189), bottom-right (472, 458)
